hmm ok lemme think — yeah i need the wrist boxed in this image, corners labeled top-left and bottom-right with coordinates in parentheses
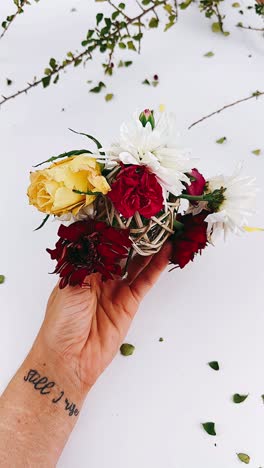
top-left (25, 336), bottom-right (90, 409)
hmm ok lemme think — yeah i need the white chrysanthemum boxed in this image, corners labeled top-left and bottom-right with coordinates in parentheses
top-left (205, 168), bottom-right (257, 240)
top-left (102, 111), bottom-right (194, 196)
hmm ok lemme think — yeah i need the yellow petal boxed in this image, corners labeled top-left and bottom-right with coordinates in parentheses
top-left (88, 174), bottom-right (111, 194)
top-left (69, 155), bottom-right (98, 172)
top-left (159, 104), bottom-right (166, 113)
top-left (52, 187), bottom-right (84, 214)
top-left (243, 225), bottom-right (264, 232)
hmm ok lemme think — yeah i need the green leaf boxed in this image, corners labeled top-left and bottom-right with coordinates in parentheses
top-left (202, 422), bottom-right (216, 436)
top-left (127, 40), bottom-right (136, 51)
top-left (42, 76), bottom-right (51, 88)
top-left (211, 22), bottom-right (221, 33)
top-left (125, 60), bottom-right (132, 67)
top-left (89, 81), bottom-right (106, 93)
top-left (149, 17), bottom-right (159, 28)
top-left (232, 2), bottom-right (240, 7)
top-left (233, 393), bottom-right (249, 404)
top-left (204, 51), bottom-right (214, 57)
top-left (180, 0), bottom-right (193, 9)
top-left (216, 136), bottom-right (226, 144)
top-left (112, 10), bottom-right (120, 20)
top-left (224, 31), bottom-right (230, 36)
top-left (208, 361), bottom-right (219, 371)
top-left (53, 74), bottom-right (59, 84)
top-left (252, 149), bottom-right (261, 156)
top-left (34, 214), bottom-right (50, 231)
top-left (164, 4), bottom-right (173, 13)
top-left (34, 149), bottom-right (92, 168)
top-left (96, 13), bottom-right (103, 24)
top-left (72, 189), bottom-right (102, 195)
top-left (69, 128), bottom-right (104, 151)
top-left (159, 337), bottom-right (164, 342)
top-left (105, 93), bottom-right (113, 102)
top-left (49, 57), bottom-right (56, 69)
top-left (119, 42), bottom-right (126, 49)
top-left (120, 343), bottom-right (135, 356)
top-left (6, 78), bottom-right (13, 85)
top-left (142, 0), bottom-right (151, 4)
top-left (0, 275), bottom-right (5, 284)
top-left (237, 453), bottom-right (250, 464)
top-left (119, 2), bottom-right (125, 8)
top-left (142, 79), bottom-right (150, 85)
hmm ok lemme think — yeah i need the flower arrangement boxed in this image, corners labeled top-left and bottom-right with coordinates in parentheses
top-left (27, 108), bottom-right (257, 289)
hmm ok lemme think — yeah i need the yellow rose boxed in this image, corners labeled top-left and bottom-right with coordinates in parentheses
top-left (27, 155), bottom-right (110, 216)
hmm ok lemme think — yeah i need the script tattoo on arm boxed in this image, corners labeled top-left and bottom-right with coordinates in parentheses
top-left (24, 369), bottom-right (79, 417)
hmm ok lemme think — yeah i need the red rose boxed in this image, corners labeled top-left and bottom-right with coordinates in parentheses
top-left (108, 165), bottom-right (164, 218)
top-left (47, 220), bottom-right (131, 288)
top-left (186, 168), bottom-right (206, 196)
top-left (170, 212), bottom-right (208, 268)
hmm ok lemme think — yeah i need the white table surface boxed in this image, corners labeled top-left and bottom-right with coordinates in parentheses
top-left (1, 1), bottom-right (264, 466)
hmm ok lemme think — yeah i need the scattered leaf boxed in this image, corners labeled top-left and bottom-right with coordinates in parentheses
top-left (159, 337), bottom-right (164, 342)
top-left (142, 79), bottom-right (151, 85)
top-left (237, 453), bottom-right (250, 464)
top-left (202, 422), bottom-right (216, 436)
top-left (232, 2), bottom-right (240, 6)
top-left (0, 275), bottom-right (5, 284)
top-left (89, 81), bottom-right (106, 93)
top-left (208, 361), bottom-right (219, 371)
top-left (252, 149), bottom-right (261, 156)
top-left (204, 51), bottom-right (214, 57)
top-left (6, 78), bottom-right (12, 86)
top-left (105, 93), bottom-right (113, 102)
top-left (120, 343), bottom-right (135, 356)
top-left (224, 31), bottom-right (230, 36)
top-left (216, 136), bottom-right (226, 144)
top-left (233, 393), bottom-right (249, 404)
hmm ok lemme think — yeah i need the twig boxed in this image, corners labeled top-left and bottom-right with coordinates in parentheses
top-left (0, 1), bottom-right (169, 108)
top-left (237, 24), bottom-right (264, 31)
top-left (188, 91), bottom-right (264, 129)
top-left (0, 9), bottom-right (20, 40)
top-left (107, 0), bottom-right (131, 21)
top-left (0, 49), bottom-right (92, 107)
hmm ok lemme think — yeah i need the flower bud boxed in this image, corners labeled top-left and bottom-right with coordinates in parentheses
top-left (139, 108), bottom-right (155, 129)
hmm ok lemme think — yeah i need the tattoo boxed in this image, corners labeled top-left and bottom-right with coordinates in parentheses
top-left (24, 369), bottom-right (79, 417)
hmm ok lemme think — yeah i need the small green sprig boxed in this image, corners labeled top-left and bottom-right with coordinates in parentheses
top-left (1, 0), bottom-right (40, 41)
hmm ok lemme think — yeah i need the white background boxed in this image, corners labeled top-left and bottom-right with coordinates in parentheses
top-left (1, 1), bottom-right (264, 467)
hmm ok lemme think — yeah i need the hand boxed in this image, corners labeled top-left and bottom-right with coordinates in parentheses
top-left (35, 242), bottom-right (172, 393)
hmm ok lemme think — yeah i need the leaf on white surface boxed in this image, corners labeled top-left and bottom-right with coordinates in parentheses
top-left (237, 453), bottom-right (250, 464)
top-left (202, 422), bottom-right (216, 436)
top-left (233, 393), bottom-right (249, 404)
top-left (208, 361), bottom-right (219, 370)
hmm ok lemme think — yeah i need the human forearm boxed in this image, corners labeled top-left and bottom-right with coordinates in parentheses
top-left (0, 339), bottom-right (88, 467)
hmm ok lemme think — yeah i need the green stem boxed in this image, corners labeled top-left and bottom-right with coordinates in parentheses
top-left (178, 194), bottom-right (207, 202)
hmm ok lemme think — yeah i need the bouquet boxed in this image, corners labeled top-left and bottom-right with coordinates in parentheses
top-left (27, 108), bottom-right (257, 289)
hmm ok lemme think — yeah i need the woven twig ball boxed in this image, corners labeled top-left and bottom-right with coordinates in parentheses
top-left (95, 195), bottom-right (179, 256)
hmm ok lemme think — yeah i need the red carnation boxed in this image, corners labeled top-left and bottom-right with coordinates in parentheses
top-left (47, 221), bottom-right (131, 289)
top-left (186, 168), bottom-right (206, 196)
top-left (170, 212), bottom-right (208, 268)
top-left (108, 165), bottom-right (164, 219)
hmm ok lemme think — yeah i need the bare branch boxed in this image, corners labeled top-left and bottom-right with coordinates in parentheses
top-left (188, 91), bottom-right (264, 129)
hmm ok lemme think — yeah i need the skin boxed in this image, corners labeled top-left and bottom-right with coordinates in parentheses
top-left (0, 242), bottom-right (172, 467)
